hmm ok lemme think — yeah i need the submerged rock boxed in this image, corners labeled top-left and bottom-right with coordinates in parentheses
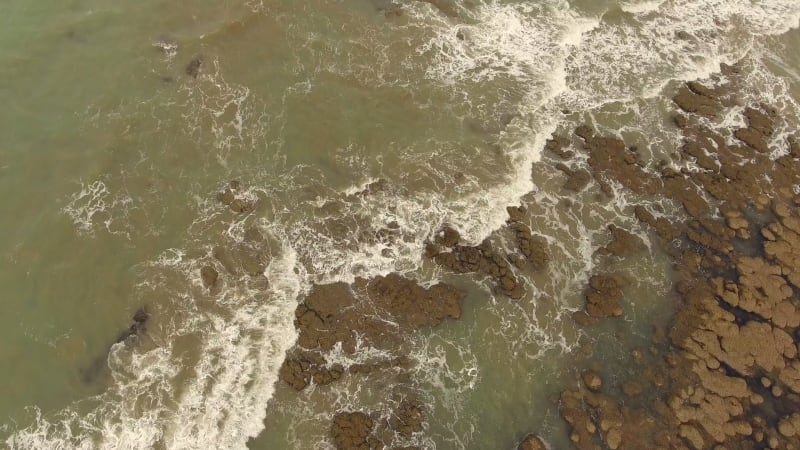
top-left (115, 307), bottom-right (151, 344)
top-left (555, 163), bottom-right (591, 192)
top-left (185, 56), bottom-right (202, 78)
top-left (390, 396), bottom-right (425, 437)
top-left (200, 265), bottom-right (218, 289)
top-left (216, 180), bottom-right (256, 213)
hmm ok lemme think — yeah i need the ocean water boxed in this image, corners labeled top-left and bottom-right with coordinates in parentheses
top-left (0, 0), bottom-right (798, 449)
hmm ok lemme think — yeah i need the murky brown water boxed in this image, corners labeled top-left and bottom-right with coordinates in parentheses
top-left (1, 1), bottom-right (798, 448)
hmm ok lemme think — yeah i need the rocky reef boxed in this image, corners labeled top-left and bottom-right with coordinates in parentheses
top-left (275, 272), bottom-right (463, 449)
top-left (537, 65), bottom-right (800, 450)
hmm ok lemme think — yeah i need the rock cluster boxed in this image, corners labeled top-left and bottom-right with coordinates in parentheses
top-left (216, 180), bottom-right (255, 213)
top-left (330, 394), bottom-right (427, 450)
top-left (584, 274), bottom-right (624, 318)
top-left (517, 434), bottom-right (548, 450)
top-left (279, 275), bottom-right (464, 391)
top-left (426, 207), bottom-right (550, 299)
top-left (552, 70), bottom-right (800, 449)
top-left (332, 412), bottom-right (382, 450)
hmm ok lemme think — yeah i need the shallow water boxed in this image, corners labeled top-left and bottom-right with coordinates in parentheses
top-left (1, 0), bottom-right (798, 449)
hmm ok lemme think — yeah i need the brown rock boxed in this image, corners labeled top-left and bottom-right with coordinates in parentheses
top-left (555, 163), bottom-right (592, 192)
top-left (390, 397), bottom-right (425, 437)
top-left (517, 434), bottom-right (547, 450)
top-left (585, 275), bottom-right (624, 318)
top-left (576, 126), bottom-right (662, 196)
top-left (331, 412), bottom-right (379, 450)
top-left (509, 222), bottom-right (550, 270)
top-left (216, 180), bottom-right (255, 213)
top-left (622, 381), bottom-right (642, 397)
top-left (596, 225), bottom-right (643, 257)
top-left (431, 232), bottom-right (526, 299)
top-left (200, 265), bottom-right (218, 289)
top-left (582, 370), bottom-right (603, 392)
top-left (280, 275), bottom-right (464, 390)
top-left (545, 135), bottom-right (573, 159)
top-left (673, 82), bottom-right (724, 117)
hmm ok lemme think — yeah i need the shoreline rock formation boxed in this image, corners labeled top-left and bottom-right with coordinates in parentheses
top-left (271, 63), bottom-right (799, 450)
top-left (540, 66), bottom-right (800, 449)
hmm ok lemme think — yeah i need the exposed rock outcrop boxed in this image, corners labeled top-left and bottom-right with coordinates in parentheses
top-left (556, 72), bottom-right (800, 450)
top-left (279, 275), bottom-right (464, 391)
top-left (331, 412), bottom-right (381, 450)
top-left (584, 274), bottom-right (624, 318)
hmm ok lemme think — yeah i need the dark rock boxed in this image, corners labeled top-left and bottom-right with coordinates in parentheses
top-left (564, 168), bottom-right (592, 192)
top-left (673, 114), bottom-right (688, 129)
top-left (217, 180), bottom-right (255, 213)
top-left (634, 206), bottom-right (681, 241)
top-left (545, 135), bottom-right (573, 160)
top-left (596, 225), bottom-right (643, 257)
top-left (185, 57), bottom-right (202, 78)
top-left (585, 274), bottom-right (624, 318)
top-left (331, 412), bottom-right (379, 450)
top-left (509, 222), bottom-right (550, 270)
top-left (430, 230), bottom-right (526, 299)
top-left (115, 307), bottom-right (151, 344)
top-left (507, 205), bottom-right (527, 223)
top-left (279, 275), bottom-right (464, 390)
top-left (673, 83), bottom-right (723, 117)
top-left (575, 126), bottom-right (662, 195)
top-left (390, 397), bottom-right (425, 436)
top-left (436, 226), bottom-right (461, 247)
top-left (200, 265), bottom-right (219, 289)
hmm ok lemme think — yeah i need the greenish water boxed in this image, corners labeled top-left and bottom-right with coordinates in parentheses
top-left (0, 1), bottom-right (798, 449)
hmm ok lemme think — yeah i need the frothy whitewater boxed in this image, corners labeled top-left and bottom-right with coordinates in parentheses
top-left (4, 0), bottom-right (800, 448)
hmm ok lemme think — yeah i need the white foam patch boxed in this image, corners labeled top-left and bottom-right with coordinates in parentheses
top-left (620, 0), bottom-right (667, 14)
top-left (179, 57), bottom-right (270, 163)
top-left (7, 238), bottom-right (300, 450)
top-left (62, 179), bottom-right (136, 239)
top-left (62, 179), bottom-right (112, 233)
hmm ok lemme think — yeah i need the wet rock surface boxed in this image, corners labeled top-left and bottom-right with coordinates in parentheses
top-left (330, 401), bottom-right (427, 450)
top-left (279, 274), bottom-right (464, 391)
top-left (426, 207), bottom-right (550, 299)
top-left (216, 180), bottom-right (256, 214)
top-left (332, 412), bottom-right (381, 450)
top-left (276, 274), bottom-right (462, 447)
top-left (584, 274), bottom-right (624, 318)
top-left (595, 225), bottom-right (644, 258)
top-left (200, 265), bottom-right (218, 289)
top-left (517, 434), bottom-right (547, 450)
top-left (552, 71), bottom-right (800, 449)
top-left (555, 163), bottom-right (592, 192)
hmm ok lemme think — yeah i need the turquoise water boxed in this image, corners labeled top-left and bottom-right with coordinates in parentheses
top-left (1, 1), bottom-right (798, 448)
